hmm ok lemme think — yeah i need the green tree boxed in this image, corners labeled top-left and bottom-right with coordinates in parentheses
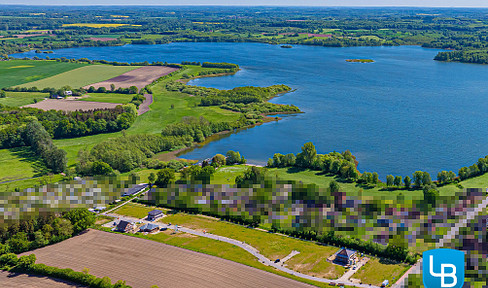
top-left (422, 172), bottom-right (432, 186)
top-left (394, 176), bottom-right (402, 187)
top-left (63, 208), bottom-right (95, 234)
top-left (235, 166), bottom-right (267, 185)
top-left (148, 172), bottom-right (156, 186)
top-left (53, 218), bottom-right (73, 238)
top-left (386, 175), bottom-right (394, 187)
top-left (283, 153), bottom-right (296, 167)
top-left (372, 172), bottom-right (379, 184)
top-left (110, 84), bottom-right (116, 92)
top-left (0, 253), bottom-right (18, 267)
top-left (413, 171), bottom-right (424, 187)
top-left (297, 142), bottom-right (317, 168)
top-left (91, 161), bottom-right (113, 175)
top-left (211, 154), bottom-right (226, 167)
top-left (155, 168), bottom-right (175, 187)
top-left (329, 180), bottom-right (340, 193)
top-left (7, 232), bottom-right (30, 254)
top-left (33, 231), bottom-right (48, 248)
top-left (404, 176), bottom-right (411, 188)
top-left (17, 254), bottom-right (36, 269)
top-left (424, 187), bottom-right (439, 206)
top-left (0, 90), bottom-right (5, 98)
top-left (226, 150), bottom-right (245, 164)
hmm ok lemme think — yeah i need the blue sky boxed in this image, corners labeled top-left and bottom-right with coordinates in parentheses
top-left (1, 0), bottom-right (488, 7)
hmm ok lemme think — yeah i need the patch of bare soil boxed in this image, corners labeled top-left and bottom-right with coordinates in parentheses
top-left (84, 66), bottom-right (179, 90)
top-left (137, 93), bottom-right (152, 115)
top-left (22, 99), bottom-right (121, 112)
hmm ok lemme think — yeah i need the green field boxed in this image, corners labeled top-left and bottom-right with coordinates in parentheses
top-left (16, 65), bottom-right (139, 89)
top-left (0, 91), bottom-right (49, 107)
top-left (0, 147), bottom-right (46, 183)
top-left (354, 258), bottom-right (410, 286)
top-left (79, 93), bottom-right (133, 104)
top-left (0, 60), bottom-right (86, 88)
top-left (114, 202), bottom-right (171, 218)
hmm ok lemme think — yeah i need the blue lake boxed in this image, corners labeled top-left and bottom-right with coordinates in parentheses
top-left (13, 43), bottom-right (488, 178)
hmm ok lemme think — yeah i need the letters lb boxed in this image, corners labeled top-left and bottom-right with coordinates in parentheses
top-left (423, 249), bottom-right (465, 288)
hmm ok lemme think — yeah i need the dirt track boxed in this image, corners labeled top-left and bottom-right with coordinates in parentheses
top-left (0, 271), bottom-right (84, 288)
top-left (84, 66), bottom-right (178, 90)
top-left (23, 99), bottom-right (121, 112)
top-left (137, 94), bottom-right (153, 115)
top-left (21, 229), bottom-right (313, 288)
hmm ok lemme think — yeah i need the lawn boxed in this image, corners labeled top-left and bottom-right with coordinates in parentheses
top-left (211, 165), bottom-right (249, 184)
top-left (0, 91), bottom-right (49, 107)
top-left (16, 65), bottom-right (139, 89)
top-left (79, 93), bottom-right (133, 104)
top-left (155, 212), bottom-right (346, 279)
top-left (354, 258), bottom-right (410, 286)
top-left (0, 147), bottom-right (47, 183)
top-left (0, 60), bottom-right (86, 88)
top-left (114, 202), bottom-right (170, 218)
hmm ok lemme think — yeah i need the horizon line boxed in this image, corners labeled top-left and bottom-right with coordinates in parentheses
top-left (1, 4), bottom-right (488, 8)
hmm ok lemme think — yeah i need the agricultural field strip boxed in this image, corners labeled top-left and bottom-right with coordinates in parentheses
top-left (22, 99), bottom-right (121, 112)
top-left (107, 212), bottom-right (381, 288)
top-left (24, 229), bottom-right (312, 288)
top-left (83, 66), bottom-right (179, 90)
top-left (391, 194), bottom-right (488, 288)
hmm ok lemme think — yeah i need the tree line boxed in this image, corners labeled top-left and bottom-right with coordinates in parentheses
top-left (0, 104), bottom-right (137, 149)
top-left (267, 142), bottom-right (360, 181)
top-left (0, 209), bottom-right (95, 255)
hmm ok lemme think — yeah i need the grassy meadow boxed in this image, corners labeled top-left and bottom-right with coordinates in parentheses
top-left (0, 60), bottom-right (86, 88)
top-left (0, 91), bottom-right (49, 107)
top-left (0, 147), bottom-right (46, 183)
top-left (79, 93), bottom-right (134, 104)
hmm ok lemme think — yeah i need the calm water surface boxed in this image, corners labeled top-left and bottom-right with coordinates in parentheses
top-left (14, 43), bottom-right (488, 178)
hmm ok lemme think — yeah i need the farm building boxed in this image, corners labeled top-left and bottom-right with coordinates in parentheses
top-left (122, 183), bottom-right (148, 197)
top-left (64, 90), bottom-right (72, 96)
top-left (115, 220), bottom-right (136, 233)
top-left (335, 248), bottom-right (357, 266)
top-left (147, 209), bottom-right (164, 221)
top-left (139, 223), bottom-right (160, 233)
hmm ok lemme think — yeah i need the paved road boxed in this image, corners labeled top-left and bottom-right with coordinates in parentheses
top-left (392, 195), bottom-right (488, 287)
top-left (107, 213), bottom-right (381, 288)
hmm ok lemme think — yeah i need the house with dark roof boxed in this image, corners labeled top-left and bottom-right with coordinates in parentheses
top-left (122, 183), bottom-right (148, 197)
top-left (335, 248), bottom-right (357, 265)
top-left (139, 223), bottom-right (160, 233)
top-left (147, 209), bottom-right (164, 221)
top-left (115, 220), bottom-right (136, 233)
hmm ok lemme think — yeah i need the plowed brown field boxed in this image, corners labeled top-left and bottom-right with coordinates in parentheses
top-left (22, 99), bottom-right (121, 111)
top-left (21, 229), bottom-right (313, 288)
top-left (84, 66), bottom-right (178, 90)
